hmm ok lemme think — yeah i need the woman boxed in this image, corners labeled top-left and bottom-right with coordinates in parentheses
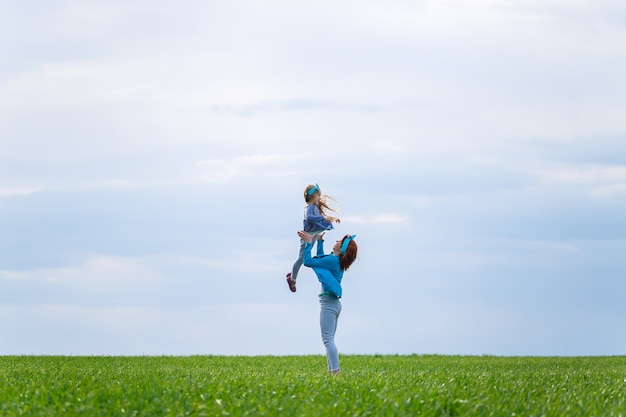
top-left (297, 230), bottom-right (358, 375)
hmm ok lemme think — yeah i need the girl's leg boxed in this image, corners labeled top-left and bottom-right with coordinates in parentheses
top-left (291, 240), bottom-right (306, 280)
top-left (320, 297), bottom-right (342, 372)
top-left (287, 240), bottom-right (306, 292)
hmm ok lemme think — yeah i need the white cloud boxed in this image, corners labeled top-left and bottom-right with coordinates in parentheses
top-left (547, 164), bottom-right (626, 183)
top-left (0, 302), bottom-right (320, 355)
top-left (366, 139), bottom-right (408, 156)
top-left (590, 183), bottom-right (626, 198)
top-left (343, 213), bottom-right (409, 224)
top-left (526, 240), bottom-right (584, 253)
top-left (355, 0), bottom-right (626, 34)
top-left (0, 186), bottom-right (42, 197)
top-left (96, 179), bottom-right (179, 189)
top-left (531, 164), bottom-right (626, 198)
top-left (51, 2), bottom-right (141, 38)
top-left (196, 154), bottom-right (302, 184)
top-left (153, 81), bottom-right (283, 110)
top-left (409, 195), bottom-right (437, 208)
top-left (0, 61), bottom-right (136, 108)
top-left (0, 256), bottom-right (167, 296)
top-left (169, 250), bottom-right (289, 275)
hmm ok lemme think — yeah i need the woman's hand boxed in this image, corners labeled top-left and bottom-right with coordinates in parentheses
top-left (297, 230), bottom-right (314, 242)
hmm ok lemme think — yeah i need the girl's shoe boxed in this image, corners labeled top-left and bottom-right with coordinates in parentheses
top-left (286, 273), bottom-right (296, 292)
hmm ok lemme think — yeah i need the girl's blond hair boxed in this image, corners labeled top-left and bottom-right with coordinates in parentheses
top-left (304, 184), bottom-right (338, 216)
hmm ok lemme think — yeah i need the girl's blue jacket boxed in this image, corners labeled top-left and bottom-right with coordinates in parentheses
top-left (303, 204), bottom-right (334, 233)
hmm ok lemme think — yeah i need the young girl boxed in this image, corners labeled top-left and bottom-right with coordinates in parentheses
top-left (297, 231), bottom-right (358, 375)
top-left (286, 183), bottom-right (340, 293)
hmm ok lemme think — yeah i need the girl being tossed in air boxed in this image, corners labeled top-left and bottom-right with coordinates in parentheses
top-left (286, 183), bottom-right (340, 292)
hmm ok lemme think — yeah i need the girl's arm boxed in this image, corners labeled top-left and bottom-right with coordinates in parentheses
top-left (306, 204), bottom-right (325, 222)
top-left (298, 231), bottom-right (331, 268)
top-left (309, 205), bottom-right (340, 224)
top-left (316, 237), bottom-right (325, 257)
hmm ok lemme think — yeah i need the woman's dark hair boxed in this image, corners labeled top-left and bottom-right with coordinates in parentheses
top-left (339, 235), bottom-right (358, 271)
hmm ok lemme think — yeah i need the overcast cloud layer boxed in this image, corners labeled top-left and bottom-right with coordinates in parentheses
top-left (1, 0), bottom-right (626, 356)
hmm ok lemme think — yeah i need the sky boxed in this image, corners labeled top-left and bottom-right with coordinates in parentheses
top-left (1, 0), bottom-right (625, 356)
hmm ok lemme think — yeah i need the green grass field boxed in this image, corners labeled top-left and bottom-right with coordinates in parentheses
top-left (1, 355), bottom-right (624, 416)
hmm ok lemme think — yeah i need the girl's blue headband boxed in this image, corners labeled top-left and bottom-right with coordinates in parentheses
top-left (340, 235), bottom-right (356, 255)
top-left (307, 183), bottom-right (320, 196)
